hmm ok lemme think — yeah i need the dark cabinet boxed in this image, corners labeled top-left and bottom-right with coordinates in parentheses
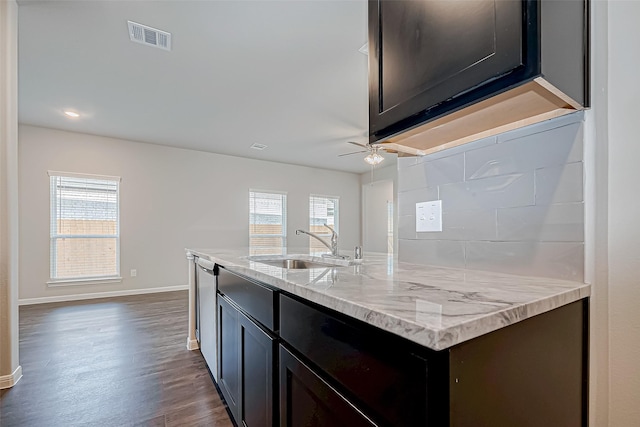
top-left (217, 267), bottom-right (277, 427)
top-left (214, 264), bottom-right (587, 427)
top-left (239, 311), bottom-right (276, 427)
top-left (279, 345), bottom-right (377, 427)
top-left (370, 0), bottom-right (525, 136)
top-left (217, 295), bottom-right (240, 422)
top-left (369, 0), bottom-right (589, 146)
top-left (279, 293), bottom-right (447, 426)
top-left (280, 292), bottom-right (587, 427)
top-left (217, 263), bottom-right (277, 331)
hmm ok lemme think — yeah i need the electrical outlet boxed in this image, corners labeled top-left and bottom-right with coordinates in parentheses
top-left (130, 269), bottom-right (137, 277)
top-left (416, 200), bottom-right (443, 232)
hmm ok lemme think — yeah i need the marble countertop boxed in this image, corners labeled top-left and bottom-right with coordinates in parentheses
top-left (188, 247), bottom-right (590, 351)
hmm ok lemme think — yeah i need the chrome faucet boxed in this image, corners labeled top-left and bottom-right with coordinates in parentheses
top-left (296, 223), bottom-right (341, 258)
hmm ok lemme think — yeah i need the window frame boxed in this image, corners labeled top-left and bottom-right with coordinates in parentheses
top-left (249, 189), bottom-right (288, 253)
top-left (308, 194), bottom-right (340, 250)
top-left (47, 171), bottom-right (122, 286)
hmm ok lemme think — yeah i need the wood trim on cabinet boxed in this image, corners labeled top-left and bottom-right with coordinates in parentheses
top-left (381, 78), bottom-right (584, 158)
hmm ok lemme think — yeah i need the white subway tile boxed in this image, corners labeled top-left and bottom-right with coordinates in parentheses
top-left (399, 239), bottom-right (466, 268)
top-left (465, 122), bottom-right (583, 180)
top-left (422, 153), bottom-right (465, 186)
top-left (398, 215), bottom-right (417, 240)
top-left (465, 241), bottom-right (584, 281)
top-left (440, 172), bottom-right (535, 211)
top-left (497, 203), bottom-right (584, 242)
top-left (535, 162), bottom-right (583, 205)
top-left (417, 209), bottom-right (497, 241)
top-left (398, 187), bottom-right (438, 217)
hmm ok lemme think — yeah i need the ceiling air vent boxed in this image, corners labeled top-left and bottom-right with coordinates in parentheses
top-left (127, 21), bottom-right (171, 51)
top-left (250, 143), bottom-right (268, 150)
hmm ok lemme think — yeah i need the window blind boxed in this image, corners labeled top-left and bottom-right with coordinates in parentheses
top-left (50, 174), bottom-right (120, 281)
top-left (309, 195), bottom-right (339, 251)
top-left (249, 190), bottom-right (287, 253)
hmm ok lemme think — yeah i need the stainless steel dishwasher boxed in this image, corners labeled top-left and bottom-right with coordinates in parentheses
top-left (196, 257), bottom-right (218, 380)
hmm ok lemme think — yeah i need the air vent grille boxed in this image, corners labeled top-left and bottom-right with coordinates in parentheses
top-left (127, 21), bottom-right (171, 51)
top-left (250, 143), bottom-right (268, 150)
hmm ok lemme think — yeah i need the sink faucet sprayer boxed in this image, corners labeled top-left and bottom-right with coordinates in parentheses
top-left (296, 224), bottom-right (346, 259)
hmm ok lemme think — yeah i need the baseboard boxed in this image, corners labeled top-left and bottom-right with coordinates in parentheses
top-left (0, 365), bottom-right (22, 389)
top-left (18, 285), bottom-right (189, 306)
top-left (187, 337), bottom-right (200, 351)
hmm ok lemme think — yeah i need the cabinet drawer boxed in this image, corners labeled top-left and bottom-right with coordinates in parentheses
top-left (218, 267), bottom-right (277, 331)
top-left (279, 294), bottom-right (447, 426)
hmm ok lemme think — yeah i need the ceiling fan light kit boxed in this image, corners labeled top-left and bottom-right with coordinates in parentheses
top-left (364, 151), bottom-right (384, 165)
top-left (339, 140), bottom-right (425, 166)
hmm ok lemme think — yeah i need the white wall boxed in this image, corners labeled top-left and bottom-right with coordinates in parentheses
top-left (607, 1), bottom-right (640, 424)
top-left (18, 125), bottom-right (361, 302)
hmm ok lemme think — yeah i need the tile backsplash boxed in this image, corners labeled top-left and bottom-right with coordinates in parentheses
top-left (397, 112), bottom-right (584, 281)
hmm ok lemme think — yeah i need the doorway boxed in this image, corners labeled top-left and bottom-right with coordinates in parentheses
top-left (362, 180), bottom-right (394, 254)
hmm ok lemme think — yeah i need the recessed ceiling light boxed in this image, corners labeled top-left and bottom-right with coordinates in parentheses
top-left (64, 111), bottom-right (80, 118)
top-left (250, 143), bottom-right (268, 150)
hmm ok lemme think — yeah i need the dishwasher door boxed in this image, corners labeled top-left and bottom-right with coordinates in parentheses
top-left (196, 258), bottom-right (218, 380)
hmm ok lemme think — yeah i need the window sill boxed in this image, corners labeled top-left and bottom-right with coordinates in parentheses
top-left (47, 277), bottom-right (123, 287)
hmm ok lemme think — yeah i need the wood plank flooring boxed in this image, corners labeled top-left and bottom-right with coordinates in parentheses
top-left (0, 291), bottom-right (234, 427)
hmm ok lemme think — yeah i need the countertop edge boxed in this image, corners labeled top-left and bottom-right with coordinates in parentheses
top-left (189, 249), bottom-right (590, 351)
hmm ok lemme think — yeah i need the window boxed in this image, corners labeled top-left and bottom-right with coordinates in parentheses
top-left (387, 200), bottom-right (394, 254)
top-left (249, 190), bottom-right (287, 254)
top-left (49, 172), bottom-right (120, 284)
top-left (309, 195), bottom-right (339, 252)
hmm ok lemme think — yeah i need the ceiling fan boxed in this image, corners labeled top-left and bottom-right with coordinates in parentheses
top-left (339, 141), bottom-right (427, 165)
top-left (339, 141), bottom-right (391, 165)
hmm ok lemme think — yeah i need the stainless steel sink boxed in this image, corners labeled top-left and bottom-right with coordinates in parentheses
top-left (247, 255), bottom-right (349, 269)
top-left (254, 258), bottom-right (343, 269)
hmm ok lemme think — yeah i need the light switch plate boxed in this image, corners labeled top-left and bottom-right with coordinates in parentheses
top-left (416, 200), bottom-right (442, 232)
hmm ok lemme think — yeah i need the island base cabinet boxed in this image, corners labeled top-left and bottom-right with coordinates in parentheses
top-left (449, 299), bottom-right (588, 427)
top-left (279, 345), bottom-right (377, 427)
top-left (218, 294), bottom-right (277, 427)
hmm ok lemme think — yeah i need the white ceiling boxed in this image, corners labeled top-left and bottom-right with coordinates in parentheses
top-left (18, 0), bottom-right (390, 174)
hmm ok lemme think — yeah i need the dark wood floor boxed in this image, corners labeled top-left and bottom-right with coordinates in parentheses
top-left (0, 291), bottom-right (233, 427)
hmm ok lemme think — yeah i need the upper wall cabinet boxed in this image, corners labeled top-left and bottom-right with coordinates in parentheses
top-left (368, 0), bottom-right (589, 153)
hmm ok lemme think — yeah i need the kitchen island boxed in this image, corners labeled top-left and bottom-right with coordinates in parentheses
top-left (186, 248), bottom-right (589, 426)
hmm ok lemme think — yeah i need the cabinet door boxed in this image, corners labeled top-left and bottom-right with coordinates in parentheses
top-left (279, 345), bottom-right (378, 427)
top-left (369, 0), bottom-right (529, 138)
top-left (239, 311), bottom-right (276, 427)
top-left (218, 295), bottom-right (240, 422)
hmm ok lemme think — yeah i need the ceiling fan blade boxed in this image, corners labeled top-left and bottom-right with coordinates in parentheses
top-left (347, 141), bottom-right (369, 149)
top-left (338, 150), bottom-right (368, 157)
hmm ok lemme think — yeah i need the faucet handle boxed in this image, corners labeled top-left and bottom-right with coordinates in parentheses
top-left (354, 246), bottom-right (362, 260)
